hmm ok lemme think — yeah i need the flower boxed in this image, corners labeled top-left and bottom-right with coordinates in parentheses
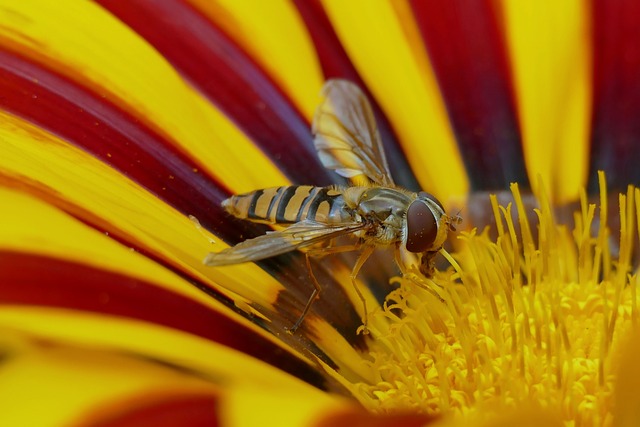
top-left (1, 0), bottom-right (639, 425)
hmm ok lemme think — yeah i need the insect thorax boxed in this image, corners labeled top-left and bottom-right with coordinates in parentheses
top-left (346, 186), bottom-right (413, 244)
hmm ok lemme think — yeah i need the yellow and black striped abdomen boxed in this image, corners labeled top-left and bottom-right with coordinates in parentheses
top-left (223, 185), bottom-right (351, 225)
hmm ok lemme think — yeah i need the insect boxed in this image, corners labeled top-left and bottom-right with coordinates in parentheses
top-left (204, 79), bottom-right (461, 333)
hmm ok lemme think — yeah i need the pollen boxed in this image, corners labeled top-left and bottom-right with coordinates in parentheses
top-left (352, 172), bottom-right (637, 425)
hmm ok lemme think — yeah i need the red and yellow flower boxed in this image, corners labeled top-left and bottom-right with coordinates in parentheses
top-left (1, 1), bottom-right (639, 425)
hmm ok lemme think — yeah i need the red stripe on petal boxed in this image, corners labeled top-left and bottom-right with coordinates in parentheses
top-left (293, 0), bottom-right (420, 191)
top-left (96, 0), bottom-right (336, 186)
top-left (0, 47), bottom-right (261, 244)
top-left (590, 0), bottom-right (640, 191)
top-left (80, 393), bottom-right (219, 427)
top-left (292, 0), bottom-right (361, 81)
top-left (0, 251), bottom-right (334, 391)
top-left (411, 0), bottom-right (528, 190)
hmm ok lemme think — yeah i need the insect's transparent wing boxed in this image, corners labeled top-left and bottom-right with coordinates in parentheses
top-left (203, 220), bottom-right (365, 266)
top-left (312, 79), bottom-right (395, 186)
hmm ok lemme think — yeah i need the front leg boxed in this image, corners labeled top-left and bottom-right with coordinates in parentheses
top-left (394, 246), bottom-right (444, 302)
top-left (419, 250), bottom-right (440, 278)
top-left (351, 245), bottom-right (375, 335)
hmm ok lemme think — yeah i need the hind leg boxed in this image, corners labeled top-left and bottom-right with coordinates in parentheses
top-left (287, 243), bottom-right (363, 333)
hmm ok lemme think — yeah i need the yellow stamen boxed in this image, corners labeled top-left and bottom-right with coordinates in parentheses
top-left (352, 173), bottom-right (636, 424)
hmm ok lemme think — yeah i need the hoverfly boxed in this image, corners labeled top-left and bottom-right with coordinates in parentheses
top-left (204, 79), bottom-right (461, 333)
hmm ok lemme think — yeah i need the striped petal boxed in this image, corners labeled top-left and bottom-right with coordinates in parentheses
top-left (185, 0), bottom-right (325, 120)
top-left (96, 0), bottom-right (336, 186)
top-left (293, 0), bottom-right (421, 190)
top-left (0, 336), bottom-right (220, 427)
top-left (411, 0), bottom-right (528, 191)
top-left (0, 323), bottom-right (348, 427)
top-left (320, 0), bottom-right (469, 200)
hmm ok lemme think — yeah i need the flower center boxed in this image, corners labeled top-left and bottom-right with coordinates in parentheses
top-left (352, 173), bottom-right (636, 424)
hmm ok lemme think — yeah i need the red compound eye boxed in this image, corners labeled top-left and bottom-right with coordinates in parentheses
top-left (406, 200), bottom-right (438, 253)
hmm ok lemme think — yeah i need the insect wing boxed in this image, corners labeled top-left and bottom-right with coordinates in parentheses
top-left (312, 79), bottom-right (395, 186)
top-left (204, 220), bottom-right (365, 266)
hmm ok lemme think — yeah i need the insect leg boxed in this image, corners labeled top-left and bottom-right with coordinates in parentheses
top-left (286, 253), bottom-right (321, 334)
top-left (419, 250), bottom-right (439, 278)
top-left (351, 245), bottom-right (375, 334)
top-left (394, 247), bottom-right (444, 302)
top-left (287, 243), bottom-right (363, 334)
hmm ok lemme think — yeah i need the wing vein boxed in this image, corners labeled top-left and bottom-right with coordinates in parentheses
top-left (312, 80), bottom-right (395, 186)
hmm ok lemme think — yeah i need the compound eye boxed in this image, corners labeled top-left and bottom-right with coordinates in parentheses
top-left (418, 191), bottom-right (445, 211)
top-left (406, 200), bottom-right (438, 253)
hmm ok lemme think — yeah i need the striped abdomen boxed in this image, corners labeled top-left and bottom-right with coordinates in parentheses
top-left (223, 185), bottom-right (353, 225)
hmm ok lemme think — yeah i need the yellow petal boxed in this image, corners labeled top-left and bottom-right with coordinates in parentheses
top-left (221, 382), bottom-right (351, 427)
top-left (501, 0), bottom-right (592, 203)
